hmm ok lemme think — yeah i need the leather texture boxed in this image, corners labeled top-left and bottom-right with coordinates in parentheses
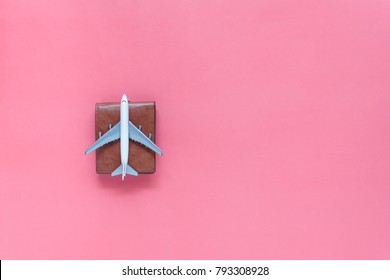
top-left (95, 102), bottom-right (156, 174)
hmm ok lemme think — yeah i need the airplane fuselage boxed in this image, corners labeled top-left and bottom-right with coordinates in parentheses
top-left (120, 95), bottom-right (129, 179)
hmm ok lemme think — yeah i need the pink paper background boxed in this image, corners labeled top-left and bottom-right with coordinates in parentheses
top-left (1, 0), bottom-right (390, 259)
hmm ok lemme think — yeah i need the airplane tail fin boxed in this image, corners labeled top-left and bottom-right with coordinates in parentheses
top-left (111, 164), bottom-right (138, 180)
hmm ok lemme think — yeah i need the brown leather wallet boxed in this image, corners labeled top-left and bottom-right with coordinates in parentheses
top-left (95, 102), bottom-right (156, 174)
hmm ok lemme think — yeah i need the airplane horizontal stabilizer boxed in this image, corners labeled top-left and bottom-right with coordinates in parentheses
top-left (111, 164), bottom-right (123, 176)
top-left (126, 164), bottom-right (138, 176)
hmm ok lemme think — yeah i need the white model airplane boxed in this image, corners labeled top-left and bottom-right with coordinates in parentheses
top-left (85, 94), bottom-right (163, 180)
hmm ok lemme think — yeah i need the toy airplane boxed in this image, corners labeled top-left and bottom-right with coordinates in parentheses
top-left (85, 94), bottom-right (163, 180)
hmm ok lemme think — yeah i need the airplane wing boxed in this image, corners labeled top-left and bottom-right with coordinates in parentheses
top-left (128, 121), bottom-right (163, 155)
top-left (85, 122), bottom-right (120, 154)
